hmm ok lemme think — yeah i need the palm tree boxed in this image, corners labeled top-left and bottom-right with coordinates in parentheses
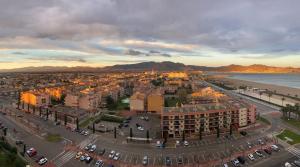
top-left (281, 97), bottom-right (285, 106)
top-left (259, 92), bottom-right (263, 99)
top-left (281, 106), bottom-right (288, 118)
top-left (268, 93), bottom-right (273, 102)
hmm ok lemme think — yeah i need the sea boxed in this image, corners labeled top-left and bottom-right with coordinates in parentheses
top-left (227, 73), bottom-right (300, 89)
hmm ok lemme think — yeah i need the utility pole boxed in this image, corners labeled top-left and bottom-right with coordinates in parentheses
top-left (114, 127), bottom-right (117, 138)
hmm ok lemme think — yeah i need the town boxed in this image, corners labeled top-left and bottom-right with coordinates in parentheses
top-left (0, 70), bottom-right (299, 167)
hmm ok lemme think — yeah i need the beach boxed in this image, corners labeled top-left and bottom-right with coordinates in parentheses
top-left (218, 77), bottom-right (300, 98)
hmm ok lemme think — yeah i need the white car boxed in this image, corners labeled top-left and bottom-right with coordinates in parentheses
top-left (184, 141), bottom-right (189, 146)
top-left (247, 142), bottom-right (252, 148)
top-left (156, 141), bottom-right (161, 147)
top-left (38, 157), bottom-right (48, 165)
top-left (109, 150), bottom-right (116, 159)
top-left (113, 152), bottom-right (120, 160)
top-left (255, 150), bottom-right (263, 157)
top-left (137, 126), bottom-right (144, 131)
top-left (89, 144), bottom-right (97, 152)
top-left (176, 140), bottom-right (180, 146)
top-left (285, 162), bottom-right (292, 167)
top-left (271, 144), bottom-right (279, 151)
top-left (142, 156), bottom-right (148, 165)
top-left (248, 153), bottom-right (255, 161)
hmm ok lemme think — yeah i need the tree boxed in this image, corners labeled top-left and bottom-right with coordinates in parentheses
top-left (177, 88), bottom-right (188, 104)
top-left (64, 114), bottom-right (67, 126)
top-left (268, 93), bottom-right (273, 102)
top-left (281, 97), bottom-right (286, 106)
top-left (46, 108), bottom-right (49, 120)
top-left (106, 96), bottom-right (116, 110)
top-left (39, 106), bottom-right (42, 117)
top-left (76, 117), bottom-right (79, 131)
top-left (130, 128), bottom-right (133, 138)
top-left (23, 144), bottom-right (26, 156)
top-left (259, 92), bottom-right (263, 99)
top-left (55, 110), bottom-right (58, 122)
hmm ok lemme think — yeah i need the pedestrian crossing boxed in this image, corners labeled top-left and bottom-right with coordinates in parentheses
top-left (287, 147), bottom-right (300, 158)
top-left (53, 134), bottom-right (98, 167)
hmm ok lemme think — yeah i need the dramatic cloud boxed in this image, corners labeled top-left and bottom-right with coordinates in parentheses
top-left (0, 0), bottom-right (300, 68)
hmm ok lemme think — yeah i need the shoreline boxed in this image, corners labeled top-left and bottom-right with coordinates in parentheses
top-left (217, 77), bottom-right (300, 98)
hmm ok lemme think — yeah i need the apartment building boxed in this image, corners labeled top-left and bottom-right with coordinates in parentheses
top-left (21, 91), bottom-right (50, 107)
top-left (147, 90), bottom-right (164, 114)
top-left (130, 92), bottom-right (146, 112)
top-left (161, 100), bottom-right (256, 138)
top-left (64, 88), bottom-right (101, 111)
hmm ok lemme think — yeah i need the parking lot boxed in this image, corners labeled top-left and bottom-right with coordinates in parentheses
top-left (61, 133), bottom-right (280, 167)
top-left (121, 114), bottom-right (161, 139)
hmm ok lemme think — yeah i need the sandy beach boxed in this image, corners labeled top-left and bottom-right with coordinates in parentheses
top-left (218, 77), bottom-right (300, 98)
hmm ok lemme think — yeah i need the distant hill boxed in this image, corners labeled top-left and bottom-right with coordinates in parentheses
top-left (0, 61), bottom-right (299, 73)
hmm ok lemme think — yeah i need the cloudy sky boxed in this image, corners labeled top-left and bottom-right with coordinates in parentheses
top-left (0, 0), bottom-right (300, 69)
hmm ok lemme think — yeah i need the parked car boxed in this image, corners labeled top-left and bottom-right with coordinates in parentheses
top-left (258, 139), bottom-right (265, 145)
top-left (248, 154), bottom-right (255, 161)
top-left (156, 141), bottom-right (161, 147)
top-left (271, 144), bottom-right (280, 151)
top-left (165, 156), bottom-right (171, 166)
top-left (38, 157), bottom-right (48, 165)
top-left (84, 130), bottom-right (89, 136)
top-left (85, 156), bottom-right (93, 163)
top-left (285, 162), bottom-right (292, 167)
top-left (109, 150), bottom-right (116, 159)
top-left (89, 144), bottom-right (97, 152)
top-left (264, 148), bottom-right (272, 155)
top-left (231, 159), bottom-right (240, 167)
top-left (95, 160), bottom-right (104, 167)
top-left (53, 121), bottom-right (60, 126)
top-left (113, 152), bottom-right (120, 160)
top-left (240, 131), bottom-right (247, 136)
top-left (183, 141), bottom-right (189, 146)
top-left (142, 156), bottom-right (148, 165)
top-left (85, 144), bottom-right (92, 150)
top-left (34, 156), bottom-right (44, 163)
top-left (137, 126), bottom-right (144, 131)
top-left (26, 148), bottom-right (37, 157)
top-left (223, 163), bottom-right (229, 167)
top-left (177, 156), bottom-right (183, 165)
top-left (80, 154), bottom-right (86, 161)
top-left (15, 140), bottom-right (24, 145)
top-left (247, 141), bottom-right (252, 148)
top-left (237, 156), bottom-right (246, 164)
top-left (294, 160), bottom-right (300, 167)
top-left (255, 150), bottom-right (264, 157)
top-left (144, 116), bottom-right (149, 121)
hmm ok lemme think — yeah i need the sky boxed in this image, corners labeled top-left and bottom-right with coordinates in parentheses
top-left (0, 0), bottom-right (300, 69)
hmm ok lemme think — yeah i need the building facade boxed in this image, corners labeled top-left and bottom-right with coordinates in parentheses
top-left (161, 100), bottom-right (256, 138)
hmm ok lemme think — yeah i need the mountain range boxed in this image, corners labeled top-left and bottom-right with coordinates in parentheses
top-left (0, 61), bottom-right (300, 73)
